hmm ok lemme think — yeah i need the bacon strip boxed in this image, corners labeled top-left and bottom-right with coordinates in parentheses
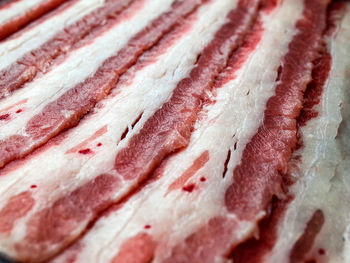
top-left (228, 36), bottom-right (334, 261)
top-left (263, 4), bottom-right (350, 263)
top-left (76, 0), bottom-right (333, 262)
top-left (50, 1), bottom-right (310, 262)
top-left (0, 0), bottom-right (104, 73)
top-left (0, 0), bottom-right (69, 41)
top-left (0, 0), bottom-right (181, 169)
top-left (224, 0), bottom-right (329, 221)
top-left (0, 0), bottom-right (348, 263)
top-left (114, 0), bottom-right (261, 182)
top-left (0, 0), bottom-right (232, 261)
top-left (0, 0), bottom-right (138, 99)
top-left (0, 0), bottom-right (219, 171)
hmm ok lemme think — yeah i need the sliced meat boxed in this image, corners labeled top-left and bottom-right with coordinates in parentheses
top-left (0, 0), bottom-right (235, 261)
top-left (0, 0), bottom-right (178, 169)
top-left (0, 0), bottom-right (348, 262)
top-left (0, 0), bottom-right (70, 41)
top-left (50, 1), bottom-right (313, 262)
top-left (0, 0), bottom-right (140, 99)
top-left (0, 0), bottom-right (105, 90)
top-left (262, 4), bottom-right (350, 263)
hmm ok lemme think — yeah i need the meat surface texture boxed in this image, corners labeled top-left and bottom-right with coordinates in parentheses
top-left (0, 0), bottom-right (349, 262)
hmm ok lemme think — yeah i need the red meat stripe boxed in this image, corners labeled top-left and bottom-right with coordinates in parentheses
top-left (0, 0), bottom-right (206, 169)
top-left (164, 0), bottom-right (331, 262)
top-left (224, 0), bottom-right (330, 221)
top-left (114, 0), bottom-right (261, 183)
top-left (0, 0), bottom-right (69, 41)
top-left (0, 0), bottom-right (137, 99)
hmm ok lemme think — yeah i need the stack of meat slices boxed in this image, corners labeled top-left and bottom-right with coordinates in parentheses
top-left (0, 0), bottom-right (349, 262)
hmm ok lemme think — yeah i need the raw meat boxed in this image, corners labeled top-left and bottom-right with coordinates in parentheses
top-left (0, 0), bottom-right (71, 40)
top-left (0, 0), bottom-right (349, 263)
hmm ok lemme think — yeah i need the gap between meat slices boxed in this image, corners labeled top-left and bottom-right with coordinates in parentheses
top-left (0, 0), bottom-right (235, 261)
top-left (0, 0), bottom-right (68, 41)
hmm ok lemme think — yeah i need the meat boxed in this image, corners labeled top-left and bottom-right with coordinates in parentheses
top-left (0, 0), bottom-right (349, 262)
top-left (0, 0), bottom-right (141, 99)
top-left (261, 4), bottom-right (350, 263)
top-left (0, 0), bottom-right (237, 261)
top-left (0, 0), bottom-right (212, 170)
top-left (50, 0), bottom-right (311, 262)
top-left (0, 0), bottom-right (71, 41)
top-left (0, 0), bottom-right (106, 96)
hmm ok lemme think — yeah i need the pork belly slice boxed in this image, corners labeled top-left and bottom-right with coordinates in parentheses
top-left (50, 0), bottom-right (313, 262)
top-left (113, 0), bottom-right (265, 183)
top-left (113, 0), bottom-right (330, 260)
top-left (0, 0), bottom-right (183, 169)
top-left (0, 0), bottom-right (103, 71)
top-left (250, 4), bottom-right (350, 263)
top-left (0, 0), bottom-right (70, 41)
top-left (0, 0), bottom-right (142, 99)
top-left (0, 0), bottom-right (236, 261)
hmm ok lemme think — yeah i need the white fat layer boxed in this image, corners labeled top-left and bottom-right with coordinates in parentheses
top-left (267, 6), bottom-right (350, 263)
top-left (0, 0), bottom-right (235, 259)
top-left (51, 1), bottom-right (305, 262)
top-left (0, 0), bottom-right (105, 70)
top-left (0, 0), bottom-right (172, 142)
top-left (0, 0), bottom-right (45, 26)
